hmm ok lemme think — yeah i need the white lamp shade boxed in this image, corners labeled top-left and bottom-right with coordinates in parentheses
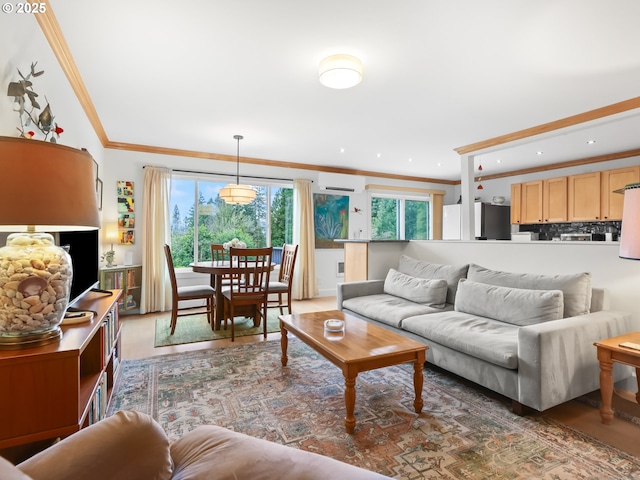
top-left (219, 184), bottom-right (256, 205)
top-left (319, 54), bottom-right (363, 89)
top-left (620, 183), bottom-right (640, 260)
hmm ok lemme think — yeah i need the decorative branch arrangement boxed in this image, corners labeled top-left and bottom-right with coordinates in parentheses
top-left (6, 62), bottom-right (64, 142)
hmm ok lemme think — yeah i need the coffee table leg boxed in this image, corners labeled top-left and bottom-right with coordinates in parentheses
top-left (413, 352), bottom-right (425, 413)
top-left (597, 347), bottom-right (614, 424)
top-left (280, 323), bottom-right (288, 367)
top-left (344, 372), bottom-right (357, 434)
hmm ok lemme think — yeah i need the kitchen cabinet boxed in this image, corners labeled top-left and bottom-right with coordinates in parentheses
top-left (543, 176), bottom-right (567, 222)
top-left (520, 180), bottom-right (543, 224)
top-left (568, 172), bottom-right (601, 221)
top-left (510, 183), bottom-right (521, 224)
top-left (601, 166), bottom-right (640, 221)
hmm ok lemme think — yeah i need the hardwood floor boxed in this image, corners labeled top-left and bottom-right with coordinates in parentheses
top-left (118, 296), bottom-right (640, 457)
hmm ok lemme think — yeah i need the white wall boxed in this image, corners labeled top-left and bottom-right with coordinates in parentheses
top-left (403, 240), bottom-right (640, 329)
top-left (0, 15), bottom-right (104, 164)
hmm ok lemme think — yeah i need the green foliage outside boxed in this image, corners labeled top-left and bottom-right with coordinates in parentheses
top-left (371, 197), bottom-right (398, 239)
top-left (171, 185), bottom-right (292, 268)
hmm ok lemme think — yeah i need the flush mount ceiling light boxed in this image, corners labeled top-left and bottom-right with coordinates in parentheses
top-left (219, 135), bottom-right (256, 205)
top-left (319, 54), bottom-right (363, 89)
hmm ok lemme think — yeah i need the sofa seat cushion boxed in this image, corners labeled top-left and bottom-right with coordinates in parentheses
top-left (402, 311), bottom-right (519, 369)
top-left (342, 294), bottom-right (452, 328)
top-left (455, 279), bottom-right (564, 326)
top-left (467, 264), bottom-right (592, 318)
top-left (383, 268), bottom-right (448, 307)
top-left (398, 255), bottom-right (469, 305)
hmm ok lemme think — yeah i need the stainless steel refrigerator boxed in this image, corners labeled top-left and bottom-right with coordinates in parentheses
top-left (443, 202), bottom-right (511, 240)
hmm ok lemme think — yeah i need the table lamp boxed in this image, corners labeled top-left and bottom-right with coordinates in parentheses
top-left (619, 182), bottom-right (640, 260)
top-left (103, 223), bottom-right (119, 267)
top-left (0, 136), bottom-right (100, 348)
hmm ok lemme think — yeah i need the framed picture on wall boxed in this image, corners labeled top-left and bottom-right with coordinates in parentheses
top-left (313, 193), bottom-right (349, 249)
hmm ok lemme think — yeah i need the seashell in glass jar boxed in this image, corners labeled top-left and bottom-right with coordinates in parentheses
top-left (0, 232), bottom-right (72, 347)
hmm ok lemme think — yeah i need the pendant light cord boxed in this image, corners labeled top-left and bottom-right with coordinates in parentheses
top-left (234, 134), bottom-right (243, 185)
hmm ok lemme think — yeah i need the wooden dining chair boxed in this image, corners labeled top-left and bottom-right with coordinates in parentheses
top-left (221, 246), bottom-right (272, 341)
top-left (267, 244), bottom-right (298, 314)
top-left (164, 244), bottom-right (215, 334)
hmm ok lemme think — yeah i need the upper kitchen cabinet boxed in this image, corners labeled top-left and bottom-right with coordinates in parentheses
top-left (520, 180), bottom-right (543, 224)
top-left (543, 176), bottom-right (567, 223)
top-left (568, 172), bottom-right (601, 221)
top-left (601, 166), bottom-right (640, 221)
top-left (510, 183), bottom-right (521, 224)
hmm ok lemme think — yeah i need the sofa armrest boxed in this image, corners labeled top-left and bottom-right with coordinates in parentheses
top-left (18, 411), bottom-right (173, 480)
top-left (517, 309), bottom-right (633, 411)
top-left (337, 280), bottom-right (385, 310)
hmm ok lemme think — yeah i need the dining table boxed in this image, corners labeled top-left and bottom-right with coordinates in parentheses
top-left (190, 260), bottom-right (275, 330)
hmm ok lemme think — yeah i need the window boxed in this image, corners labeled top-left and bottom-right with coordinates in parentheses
top-left (170, 175), bottom-right (293, 268)
top-left (370, 194), bottom-right (431, 240)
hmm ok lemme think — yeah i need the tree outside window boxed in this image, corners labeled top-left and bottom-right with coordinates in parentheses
top-left (169, 176), bottom-right (292, 268)
top-left (370, 195), bottom-right (430, 240)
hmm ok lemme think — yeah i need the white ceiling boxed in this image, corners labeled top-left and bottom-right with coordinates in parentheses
top-left (49, 0), bottom-right (640, 182)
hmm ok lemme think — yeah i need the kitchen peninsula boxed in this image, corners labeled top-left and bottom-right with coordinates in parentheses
top-left (335, 239), bottom-right (408, 282)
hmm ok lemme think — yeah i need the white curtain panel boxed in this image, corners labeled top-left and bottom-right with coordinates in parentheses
top-left (140, 166), bottom-right (172, 313)
top-left (292, 179), bottom-right (318, 299)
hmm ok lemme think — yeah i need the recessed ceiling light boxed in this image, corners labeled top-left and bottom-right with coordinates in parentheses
top-left (340, 148), bottom-right (345, 153)
top-left (496, 159), bottom-right (502, 163)
top-left (408, 158), bottom-right (413, 162)
top-left (376, 153), bottom-right (381, 158)
top-left (536, 151), bottom-right (544, 155)
top-left (437, 162), bottom-right (442, 167)
top-left (587, 140), bottom-right (596, 144)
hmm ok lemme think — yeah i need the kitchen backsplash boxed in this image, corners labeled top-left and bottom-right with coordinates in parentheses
top-left (518, 221), bottom-right (621, 241)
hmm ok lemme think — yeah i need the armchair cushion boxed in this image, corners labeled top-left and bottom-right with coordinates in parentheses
top-left (18, 410), bottom-right (173, 480)
top-left (0, 457), bottom-right (31, 480)
top-left (170, 424), bottom-right (391, 480)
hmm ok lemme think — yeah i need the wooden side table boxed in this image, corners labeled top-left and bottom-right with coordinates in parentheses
top-left (594, 332), bottom-right (640, 424)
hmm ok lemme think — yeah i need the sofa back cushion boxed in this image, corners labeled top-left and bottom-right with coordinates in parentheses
top-left (467, 264), bottom-right (591, 318)
top-left (454, 279), bottom-right (564, 326)
top-left (398, 255), bottom-right (469, 304)
top-left (383, 268), bottom-right (448, 307)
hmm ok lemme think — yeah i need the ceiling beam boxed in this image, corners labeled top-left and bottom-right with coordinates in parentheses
top-left (454, 96), bottom-right (640, 155)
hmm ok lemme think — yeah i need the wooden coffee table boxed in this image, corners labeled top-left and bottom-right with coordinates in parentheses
top-left (594, 331), bottom-right (640, 424)
top-left (279, 310), bottom-right (427, 434)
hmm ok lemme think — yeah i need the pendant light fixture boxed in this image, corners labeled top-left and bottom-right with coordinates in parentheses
top-left (476, 161), bottom-right (484, 190)
top-left (219, 135), bottom-right (256, 205)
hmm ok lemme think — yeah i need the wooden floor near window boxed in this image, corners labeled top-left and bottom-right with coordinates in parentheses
top-left (119, 296), bottom-right (640, 457)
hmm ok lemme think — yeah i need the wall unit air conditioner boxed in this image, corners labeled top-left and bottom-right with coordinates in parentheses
top-left (317, 172), bottom-right (365, 193)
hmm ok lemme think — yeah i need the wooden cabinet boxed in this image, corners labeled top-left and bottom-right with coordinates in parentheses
top-left (0, 290), bottom-right (122, 453)
top-left (520, 180), bottom-right (543, 224)
top-left (601, 166), bottom-right (640, 220)
top-left (510, 183), bottom-right (522, 224)
top-left (543, 176), bottom-right (567, 222)
top-left (568, 172), bottom-right (601, 221)
top-left (100, 265), bottom-right (142, 314)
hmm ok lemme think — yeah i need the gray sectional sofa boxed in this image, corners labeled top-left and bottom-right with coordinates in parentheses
top-left (337, 255), bottom-right (633, 412)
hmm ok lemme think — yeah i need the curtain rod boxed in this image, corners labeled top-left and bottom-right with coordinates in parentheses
top-left (143, 166), bottom-right (298, 183)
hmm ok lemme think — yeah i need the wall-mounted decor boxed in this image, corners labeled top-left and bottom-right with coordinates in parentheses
top-left (96, 178), bottom-right (103, 211)
top-left (117, 181), bottom-right (135, 244)
top-left (313, 193), bottom-right (349, 249)
top-left (118, 213), bottom-right (135, 229)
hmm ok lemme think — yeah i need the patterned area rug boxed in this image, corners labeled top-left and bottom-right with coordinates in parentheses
top-left (108, 339), bottom-right (640, 479)
top-left (154, 308), bottom-right (282, 347)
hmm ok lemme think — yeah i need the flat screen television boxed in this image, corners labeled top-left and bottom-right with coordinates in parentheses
top-left (57, 229), bottom-right (100, 306)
